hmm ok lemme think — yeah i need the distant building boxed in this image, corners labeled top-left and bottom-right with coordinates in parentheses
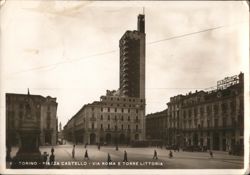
top-left (63, 90), bottom-right (145, 145)
top-left (146, 110), bottom-right (167, 141)
top-left (6, 91), bottom-right (58, 146)
top-left (146, 73), bottom-right (244, 153)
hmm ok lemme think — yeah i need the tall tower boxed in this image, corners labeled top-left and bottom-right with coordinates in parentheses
top-left (119, 14), bottom-right (146, 99)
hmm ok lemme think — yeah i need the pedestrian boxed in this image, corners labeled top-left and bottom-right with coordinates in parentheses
top-left (98, 143), bottom-right (100, 150)
top-left (209, 150), bottom-right (213, 158)
top-left (153, 150), bottom-right (158, 160)
top-left (49, 152), bottom-right (55, 165)
top-left (84, 143), bottom-right (87, 149)
top-left (51, 147), bottom-right (54, 154)
top-left (169, 150), bottom-right (173, 158)
top-left (107, 153), bottom-right (112, 163)
top-left (123, 150), bottom-right (128, 162)
top-left (84, 149), bottom-right (89, 160)
top-left (72, 145), bottom-right (75, 158)
top-left (43, 151), bottom-right (48, 163)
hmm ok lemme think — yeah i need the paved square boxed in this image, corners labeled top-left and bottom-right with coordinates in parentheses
top-left (7, 143), bottom-right (243, 169)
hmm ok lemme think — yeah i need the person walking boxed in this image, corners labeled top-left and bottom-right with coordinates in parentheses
top-left (49, 152), bottom-right (55, 165)
top-left (84, 149), bottom-right (89, 160)
top-left (107, 153), bottom-right (112, 163)
top-left (43, 151), bottom-right (48, 163)
top-left (123, 150), bottom-right (128, 162)
top-left (169, 150), bottom-right (173, 158)
top-left (98, 143), bottom-right (100, 150)
top-left (51, 147), bottom-right (54, 154)
top-left (153, 150), bottom-right (158, 160)
top-left (209, 150), bottom-right (213, 158)
top-left (72, 145), bottom-right (75, 158)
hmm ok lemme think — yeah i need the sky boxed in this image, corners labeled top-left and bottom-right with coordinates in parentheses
top-left (0, 1), bottom-right (249, 127)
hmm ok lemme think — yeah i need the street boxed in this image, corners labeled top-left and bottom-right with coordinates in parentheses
top-left (7, 142), bottom-right (243, 169)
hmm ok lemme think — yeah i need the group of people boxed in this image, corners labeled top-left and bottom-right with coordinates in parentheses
top-left (71, 144), bottom-right (214, 163)
top-left (43, 147), bottom-right (55, 165)
top-left (152, 150), bottom-right (173, 160)
top-left (107, 150), bottom-right (128, 163)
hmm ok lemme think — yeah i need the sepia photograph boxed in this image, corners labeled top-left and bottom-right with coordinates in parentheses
top-left (0, 0), bottom-right (249, 174)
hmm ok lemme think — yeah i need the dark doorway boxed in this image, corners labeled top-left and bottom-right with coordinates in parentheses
top-left (135, 134), bottom-right (139, 140)
top-left (45, 132), bottom-right (51, 145)
top-left (90, 133), bottom-right (96, 144)
top-left (213, 132), bottom-right (220, 150)
top-left (193, 133), bottom-right (198, 146)
top-left (106, 133), bottom-right (111, 145)
top-left (119, 134), bottom-right (125, 144)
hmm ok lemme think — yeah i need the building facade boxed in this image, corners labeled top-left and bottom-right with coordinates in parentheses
top-left (146, 110), bottom-right (167, 142)
top-left (119, 14), bottom-right (145, 99)
top-left (6, 91), bottom-right (58, 146)
top-left (146, 73), bottom-right (244, 153)
top-left (64, 90), bottom-right (145, 145)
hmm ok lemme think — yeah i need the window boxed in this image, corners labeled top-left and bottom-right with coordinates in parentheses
top-left (19, 111), bottom-right (23, 119)
top-left (92, 123), bottom-right (94, 129)
top-left (128, 116), bottom-right (130, 121)
top-left (108, 124), bottom-right (110, 129)
top-left (230, 100), bottom-right (236, 114)
top-left (115, 116), bottom-right (117, 121)
top-left (101, 124), bottom-right (103, 130)
top-left (115, 108), bottom-right (117, 112)
top-left (128, 109), bottom-right (130, 113)
top-left (121, 116), bottom-right (124, 121)
top-left (221, 103), bottom-right (228, 113)
top-left (115, 125), bottom-right (117, 130)
top-left (214, 104), bottom-right (218, 115)
top-left (121, 124), bottom-right (123, 130)
top-left (101, 107), bottom-right (103, 112)
top-left (200, 107), bottom-right (204, 116)
top-left (92, 107), bottom-right (94, 111)
top-left (214, 119), bottom-right (218, 128)
top-left (207, 106), bottom-right (211, 115)
top-left (136, 109), bottom-right (138, 113)
top-left (108, 108), bottom-right (110, 112)
top-left (223, 117), bottom-right (227, 127)
top-left (136, 125), bottom-right (138, 131)
top-left (101, 115), bottom-right (103, 120)
top-left (121, 108), bottom-right (124, 113)
top-left (108, 115), bottom-right (110, 120)
top-left (19, 104), bottom-right (23, 109)
top-left (207, 120), bottom-right (210, 128)
top-left (128, 125), bottom-right (130, 130)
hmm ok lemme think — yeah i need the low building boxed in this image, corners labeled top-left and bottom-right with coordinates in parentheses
top-left (64, 90), bottom-right (145, 145)
top-left (6, 90), bottom-right (58, 146)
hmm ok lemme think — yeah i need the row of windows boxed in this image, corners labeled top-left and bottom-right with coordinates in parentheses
top-left (99, 115), bottom-right (139, 121)
top-left (97, 107), bottom-right (140, 113)
top-left (169, 117), bottom-right (242, 129)
top-left (102, 96), bottom-right (144, 102)
top-left (92, 123), bottom-right (139, 130)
